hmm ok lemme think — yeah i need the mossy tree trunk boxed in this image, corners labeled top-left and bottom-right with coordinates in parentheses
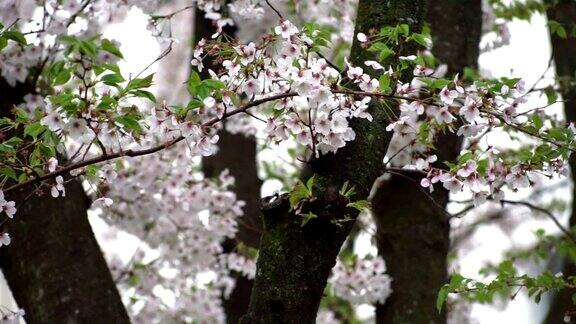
top-left (240, 1), bottom-right (427, 323)
top-left (0, 80), bottom-right (130, 323)
top-left (193, 7), bottom-right (263, 323)
top-left (373, 1), bottom-right (482, 323)
top-left (543, 1), bottom-right (576, 323)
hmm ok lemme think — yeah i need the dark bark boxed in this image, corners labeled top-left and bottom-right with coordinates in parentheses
top-left (543, 1), bottom-right (576, 323)
top-left (373, 1), bottom-right (483, 323)
top-left (0, 80), bottom-right (130, 323)
top-left (240, 1), bottom-right (427, 323)
top-left (193, 7), bottom-right (263, 323)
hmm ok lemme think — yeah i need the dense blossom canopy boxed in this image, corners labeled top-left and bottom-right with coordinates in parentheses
top-left (0, 0), bottom-right (575, 322)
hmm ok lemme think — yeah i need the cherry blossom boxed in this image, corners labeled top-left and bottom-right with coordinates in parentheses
top-left (0, 190), bottom-right (16, 219)
top-left (439, 86), bottom-right (458, 104)
top-left (329, 256), bottom-right (392, 305)
top-left (0, 1), bottom-right (575, 321)
top-left (50, 176), bottom-right (66, 198)
top-left (0, 233), bottom-right (11, 247)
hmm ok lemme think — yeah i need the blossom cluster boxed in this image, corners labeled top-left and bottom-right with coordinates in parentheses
top-left (93, 145), bottom-right (256, 322)
top-left (383, 70), bottom-right (573, 206)
top-left (0, 190), bottom-right (16, 220)
top-left (191, 19), bottom-right (377, 155)
top-left (0, 0), bottom-right (575, 322)
top-left (329, 256), bottom-right (392, 305)
top-left (0, 307), bottom-right (25, 324)
top-left (316, 309), bottom-right (341, 324)
top-left (0, 189), bottom-right (15, 245)
top-left (0, 3), bottom-right (283, 321)
top-left (0, 0), bottom-right (158, 85)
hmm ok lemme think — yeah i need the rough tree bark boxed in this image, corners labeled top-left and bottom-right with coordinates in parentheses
top-left (0, 80), bottom-right (130, 323)
top-left (543, 1), bottom-right (576, 323)
top-left (193, 7), bottom-right (263, 323)
top-left (372, 1), bottom-right (482, 323)
top-left (239, 1), bottom-right (427, 323)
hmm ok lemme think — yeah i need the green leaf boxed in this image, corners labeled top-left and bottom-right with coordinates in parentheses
top-left (0, 143), bottom-right (15, 154)
top-left (115, 116), bottom-right (142, 133)
top-left (3, 30), bottom-right (27, 46)
top-left (101, 63), bottom-right (121, 74)
top-left (463, 67), bottom-right (479, 81)
top-left (85, 165), bottom-right (100, 179)
top-left (97, 95), bottom-right (118, 110)
top-left (548, 127), bottom-right (568, 141)
top-left (379, 47), bottom-right (394, 61)
top-left (0, 168), bottom-right (17, 181)
top-left (301, 212), bottom-right (317, 227)
top-left (306, 175), bottom-right (315, 192)
top-left (126, 74), bottom-right (154, 91)
top-left (457, 152), bottom-right (474, 164)
top-left (78, 40), bottom-right (98, 58)
top-left (14, 108), bottom-right (29, 122)
top-left (518, 148), bottom-right (533, 161)
top-left (397, 24), bottom-right (410, 36)
top-left (0, 37), bottom-right (8, 51)
top-left (431, 78), bottom-right (451, 89)
top-left (347, 200), bottom-right (369, 211)
top-left (411, 33), bottom-right (429, 47)
top-left (53, 69), bottom-right (71, 86)
top-left (24, 123), bottom-right (45, 139)
top-left (131, 90), bottom-right (156, 103)
top-left (477, 159), bottom-right (489, 175)
top-left (128, 274), bottom-right (139, 287)
top-left (186, 99), bottom-right (203, 110)
top-left (544, 86), bottom-right (558, 105)
top-left (100, 39), bottom-right (124, 58)
top-left (203, 79), bottom-right (225, 90)
top-left (289, 181), bottom-right (311, 208)
top-left (379, 74), bottom-right (391, 92)
top-left (101, 73), bottom-right (125, 85)
top-left (549, 20), bottom-right (567, 39)
top-left (436, 286), bottom-right (449, 313)
top-left (188, 70), bottom-right (202, 87)
top-left (530, 114), bottom-right (544, 130)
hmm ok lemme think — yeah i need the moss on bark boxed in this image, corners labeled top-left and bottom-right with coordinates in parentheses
top-left (240, 1), bottom-right (427, 322)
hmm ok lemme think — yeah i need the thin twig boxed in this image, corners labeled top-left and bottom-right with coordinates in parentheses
top-left (3, 92), bottom-right (299, 194)
top-left (500, 199), bottom-right (576, 244)
top-left (265, 0), bottom-right (284, 19)
top-left (384, 169), bottom-right (454, 219)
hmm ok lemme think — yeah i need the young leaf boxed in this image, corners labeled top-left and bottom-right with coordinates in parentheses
top-left (306, 175), bottom-right (315, 193)
top-left (301, 212), bottom-right (317, 227)
top-left (347, 200), bottom-right (369, 211)
top-left (289, 181), bottom-right (311, 208)
top-left (436, 286), bottom-right (449, 313)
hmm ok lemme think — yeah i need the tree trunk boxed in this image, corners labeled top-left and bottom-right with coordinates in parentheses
top-left (373, 1), bottom-right (482, 323)
top-left (193, 7), bottom-right (263, 323)
top-left (240, 1), bottom-right (427, 323)
top-left (543, 1), bottom-right (576, 323)
top-left (0, 80), bottom-right (130, 323)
